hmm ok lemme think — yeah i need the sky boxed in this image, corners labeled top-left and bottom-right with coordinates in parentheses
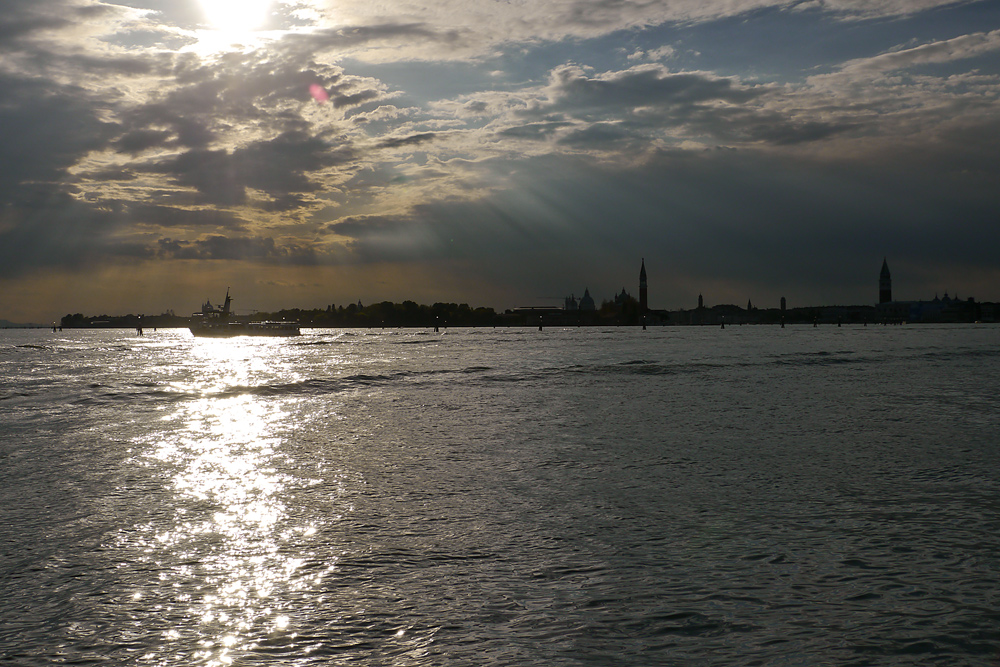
top-left (1, 0), bottom-right (999, 321)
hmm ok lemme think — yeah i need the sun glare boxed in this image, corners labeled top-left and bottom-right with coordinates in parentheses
top-left (200, 0), bottom-right (273, 33)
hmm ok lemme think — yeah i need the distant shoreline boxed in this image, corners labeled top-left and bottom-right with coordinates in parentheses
top-left (5, 295), bottom-right (997, 329)
top-left (7, 321), bottom-right (998, 333)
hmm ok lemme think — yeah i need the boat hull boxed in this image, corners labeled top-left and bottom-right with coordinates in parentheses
top-left (190, 322), bottom-right (301, 337)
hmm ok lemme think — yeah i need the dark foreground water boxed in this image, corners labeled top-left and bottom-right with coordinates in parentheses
top-left (1, 325), bottom-right (999, 666)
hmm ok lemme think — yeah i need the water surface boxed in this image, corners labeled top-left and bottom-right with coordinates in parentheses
top-left (2, 325), bottom-right (999, 665)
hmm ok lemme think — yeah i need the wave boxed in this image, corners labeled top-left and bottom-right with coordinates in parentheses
top-left (772, 351), bottom-right (871, 366)
top-left (10, 339), bottom-right (1000, 409)
top-left (0, 391), bottom-right (35, 402)
top-left (220, 374), bottom-right (408, 398)
top-left (39, 366), bottom-right (502, 406)
top-left (292, 338), bottom-right (442, 347)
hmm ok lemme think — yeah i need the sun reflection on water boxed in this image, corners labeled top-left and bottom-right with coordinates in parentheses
top-left (127, 339), bottom-right (332, 666)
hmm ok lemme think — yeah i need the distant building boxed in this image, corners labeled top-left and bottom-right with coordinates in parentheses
top-left (875, 258), bottom-right (981, 322)
top-left (614, 288), bottom-right (633, 306)
top-left (579, 288), bottom-right (596, 311)
top-left (879, 258), bottom-right (892, 304)
top-left (639, 259), bottom-right (648, 312)
top-left (564, 294), bottom-right (578, 310)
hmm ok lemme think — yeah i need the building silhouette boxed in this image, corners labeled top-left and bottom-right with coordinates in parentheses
top-left (525, 256), bottom-right (989, 327)
top-left (639, 259), bottom-right (648, 313)
top-left (879, 258), bottom-right (892, 304)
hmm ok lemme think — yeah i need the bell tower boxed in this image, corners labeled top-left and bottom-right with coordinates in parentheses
top-left (639, 258), bottom-right (648, 312)
top-left (879, 258), bottom-right (892, 304)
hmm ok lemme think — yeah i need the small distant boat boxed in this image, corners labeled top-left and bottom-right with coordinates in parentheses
top-left (189, 289), bottom-right (300, 338)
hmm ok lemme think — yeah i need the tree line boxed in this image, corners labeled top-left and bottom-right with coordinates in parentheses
top-left (60, 301), bottom-right (503, 328)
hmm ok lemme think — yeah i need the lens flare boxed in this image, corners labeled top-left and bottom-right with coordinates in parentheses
top-left (309, 84), bottom-right (329, 103)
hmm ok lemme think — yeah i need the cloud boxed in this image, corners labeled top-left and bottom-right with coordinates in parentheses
top-left (376, 132), bottom-right (440, 149)
top-left (628, 46), bottom-right (677, 62)
top-left (796, 0), bottom-right (984, 20)
top-left (156, 235), bottom-right (319, 263)
top-left (323, 141), bottom-right (1000, 304)
top-left (826, 29), bottom-right (1000, 81)
top-left (480, 64), bottom-right (858, 152)
top-left (113, 129), bottom-right (174, 155)
top-left (291, 0), bottom-right (984, 61)
top-left (499, 121), bottom-right (575, 140)
top-left (0, 1), bottom-right (127, 46)
top-left (146, 133), bottom-right (353, 208)
top-left (350, 104), bottom-right (415, 124)
top-left (127, 204), bottom-right (249, 230)
top-left (536, 65), bottom-right (762, 117)
top-left (1, 0), bottom-right (999, 318)
top-left (2, 0), bottom-right (985, 70)
top-left (0, 73), bottom-right (118, 199)
top-left (0, 189), bottom-right (123, 278)
top-left (556, 122), bottom-right (633, 146)
top-left (792, 31), bottom-right (1000, 146)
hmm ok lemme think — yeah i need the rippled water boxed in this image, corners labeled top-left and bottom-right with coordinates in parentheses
top-left (2, 325), bottom-right (999, 665)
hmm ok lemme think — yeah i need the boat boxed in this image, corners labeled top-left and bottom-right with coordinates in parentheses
top-left (190, 320), bottom-right (301, 337)
top-left (189, 289), bottom-right (301, 337)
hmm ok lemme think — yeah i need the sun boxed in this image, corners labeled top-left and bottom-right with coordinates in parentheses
top-left (199, 0), bottom-right (273, 33)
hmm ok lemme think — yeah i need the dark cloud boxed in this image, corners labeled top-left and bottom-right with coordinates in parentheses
top-left (499, 121), bottom-right (573, 140)
top-left (741, 118), bottom-right (857, 145)
top-left (240, 133), bottom-right (356, 201)
top-left (0, 35), bottom-right (119, 277)
top-left (377, 132), bottom-right (439, 149)
top-left (501, 65), bottom-right (859, 148)
top-left (0, 192), bottom-right (248, 279)
top-left (156, 235), bottom-right (318, 263)
top-left (0, 66), bottom-right (130, 279)
top-left (281, 23), bottom-right (467, 55)
top-left (113, 108), bottom-right (217, 152)
top-left (153, 149), bottom-right (247, 206)
top-left (87, 167), bottom-right (138, 182)
top-left (556, 122), bottom-right (633, 146)
top-left (114, 129), bottom-right (174, 155)
top-left (0, 73), bottom-right (118, 199)
top-left (0, 31), bottom-right (382, 286)
top-left (235, 131), bottom-right (351, 194)
top-left (0, 1), bottom-right (101, 45)
top-left (147, 132), bottom-right (357, 208)
top-left (0, 188), bottom-right (121, 278)
top-left (325, 144), bottom-right (1000, 305)
top-left (110, 51), bottom-right (385, 154)
top-left (532, 66), bottom-right (762, 120)
top-left (89, 52), bottom-right (382, 210)
top-left (128, 204), bottom-right (248, 231)
top-left (0, 0), bottom-right (162, 82)
top-left (328, 215), bottom-right (404, 239)
top-left (332, 89), bottom-right (382, 109)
